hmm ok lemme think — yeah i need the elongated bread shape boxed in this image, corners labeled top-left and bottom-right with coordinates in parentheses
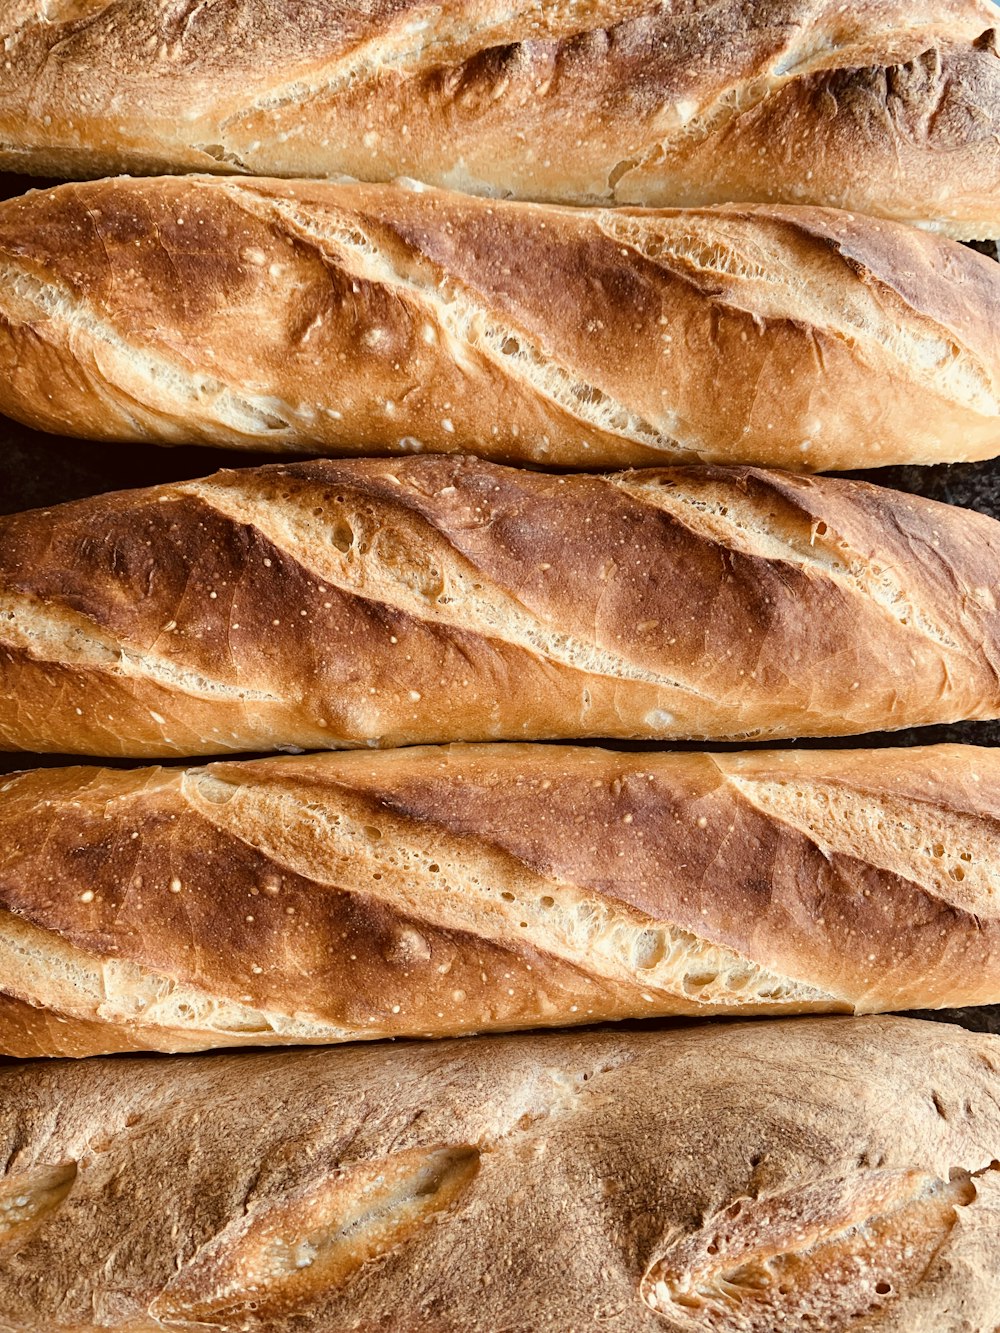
top-left (2, 177), bottom-right (1000, 470)
top-left (2, 742), bottom-right (1000, 1056)
top-left (2, 0), bottom-right (1000, 236)
top-left (2, 456), bottom-right (1000, 756)
top-left (1, 1016), bottom-right (999, 1330)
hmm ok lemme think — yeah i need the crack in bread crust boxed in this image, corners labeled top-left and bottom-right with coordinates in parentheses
top-left (0, 257), bottom-right (316, 443)
top-left (609, 472), bottom-right (967, 655)
top-left (0, 908), bottom-right (348, 1049)
top-left (721, 771), bottom-right (1000, 919)
top-left (234, 189), bottom-right (675, 449)
top-left (642, 1167), bottom-right (980, 1329)
top-left (596, 209), bottom-right (998, 417)
top-left (181, 476), bottom-right (710, 695)
top-left (187, 769), bottom-right (831, 1010)
top-left (0, 589), bottom-right (281, 705)
top-left (151, 1144), bottom-right (482, 1318)
top-left (0, 1161), bottom-right (76, 1248)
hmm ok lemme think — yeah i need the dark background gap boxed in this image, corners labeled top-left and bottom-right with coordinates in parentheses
top-left (1, 173), bottom-right (997, 1035)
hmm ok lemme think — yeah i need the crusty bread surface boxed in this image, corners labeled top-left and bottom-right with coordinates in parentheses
top-left (1, 0), bottom-right (999, 236)
top-left (2, 176), bottom-right (1000, 468)
top-left (1, 742), bottom-right (999, 1055)
top-left (0, 1016), bottom-right (999, 1330)
top-left (2, 456), bottom-right (1000, 756)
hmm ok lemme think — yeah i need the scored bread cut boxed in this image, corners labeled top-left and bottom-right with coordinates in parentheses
top-left (0, 1016), bottom-right (999, 1330)
top-left (1, 176), bottom-right (1000, 468)
top-left (1, 742), bottom-right (999, 1056)
top-left (1, 0), bottom-right (999, 237)
top-left (2, 456), bottom-right (1000, 756)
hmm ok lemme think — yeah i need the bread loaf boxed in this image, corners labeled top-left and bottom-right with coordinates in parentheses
top-left (2, 455), bottom-right (1000, 756)
top-left (2, 176), bottom-right (1000, 470)
top-left (2, 0), bottom-right (999, 236)
top-left (2, 741), bottom-right (1000, 1056)
top-left (1, 1016), bottom-right (999, 1330)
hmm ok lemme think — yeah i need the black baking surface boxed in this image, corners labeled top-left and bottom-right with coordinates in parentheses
top-left (0, 174), bottom-right (997, 1036)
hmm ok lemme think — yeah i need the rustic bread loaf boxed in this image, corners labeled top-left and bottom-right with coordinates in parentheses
top-left (2, 176), bottom-right (1000, 469)
top-left (1, 1016), bottom-right (999, 1329)
top-left (2, 456), bottom-right (1000, 756)
top-left (1, 0), bottom-right (999, 236)
top-left (2, 742), bottom-right (999, 1056)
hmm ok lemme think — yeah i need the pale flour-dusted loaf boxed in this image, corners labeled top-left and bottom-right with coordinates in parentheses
top-left (1, 0), bottom-right (1000, 236)
top-left (1, 1017), bottom-right (999, 1330)
top-left (2, 176), bottom-right (1000, 469)
top-left (2, 742), bottom-right (1000, 1056)
top-left (3, 456), bottom-right (1000, 756)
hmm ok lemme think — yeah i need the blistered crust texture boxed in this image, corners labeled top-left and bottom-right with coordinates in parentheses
top-left (1, 176), bottom-right (1000, 467)
top-left (0, 1), bottom-right (999, 234)
top-left (2, 742), bottom-right (1000, 1055)
top-left (0, 1017), bottom-right (999, 1329)
top-left (2, 456), bottom-right (1000, 756)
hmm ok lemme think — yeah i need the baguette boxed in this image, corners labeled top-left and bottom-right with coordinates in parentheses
top-left (2, 0), bottom-right (1000, 237)
top-left (2, 1016), bottom-right (999, 1330)
top-left (3, 176), bottom-right (1000, 470)
top-left (3, 456), bottom-right (1000, 756)
top-left (2, 742), bottom-right (1000, 1056)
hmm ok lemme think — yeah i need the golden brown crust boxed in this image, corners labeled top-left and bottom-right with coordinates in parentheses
top-left (1, 0), bottom-right (999, 235)
top-left (615, 20), bottom-right (1000, 236)
top-left (0, 1016), bottom-right (999, 1329)
top-left (1, 743), bottom-right (999, 1056)
top-left (2, 455), bottom-right (1000, 756)
top-left (1, 176), bottom-right (1000, 468)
